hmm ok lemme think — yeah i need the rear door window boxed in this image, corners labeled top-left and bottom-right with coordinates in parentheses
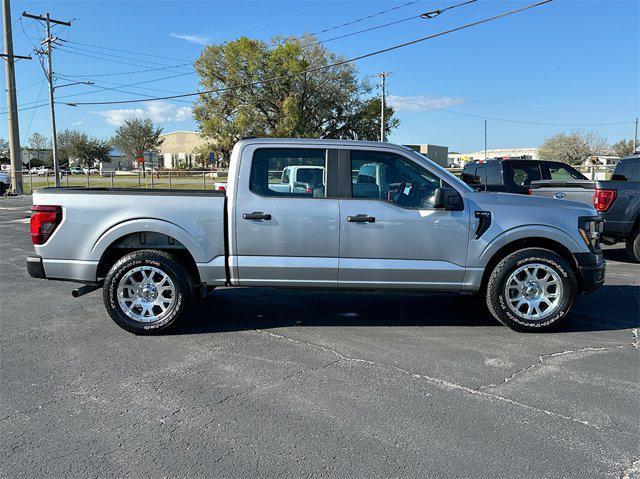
top-left (509, 163), bottom-right (542, 187)
top-left (250, 148), bottom-right (327, 198)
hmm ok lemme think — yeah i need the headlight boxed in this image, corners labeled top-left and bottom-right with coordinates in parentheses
top-left (578, 216), bottom-right (603, 252)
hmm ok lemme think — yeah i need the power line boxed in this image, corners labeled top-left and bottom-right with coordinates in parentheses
top-left (310, 0), bottom-right (477, 46)
top-left (23, 80), bottom-right (47, 142)
top-left (65, 39), bottom-right (192, 63)
top-left (63, 0), bottom-right (555, 107)
top-left (59, 43), bottom-right (193, 71)
top-left (393, 98), bottom-right (633, 126)
top-left (310, 0), bottom-right (425, 37)
top-left (56, 46), bottom-right (192, 72)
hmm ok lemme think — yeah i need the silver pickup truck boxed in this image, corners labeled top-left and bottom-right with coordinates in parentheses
top-left (27, 138), bottom-right (605, 334)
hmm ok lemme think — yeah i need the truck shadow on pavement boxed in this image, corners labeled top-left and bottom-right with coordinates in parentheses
top-left (603, 248), bottom-right (636, 264)
top-left (171, 285), bottom-right (639, 335)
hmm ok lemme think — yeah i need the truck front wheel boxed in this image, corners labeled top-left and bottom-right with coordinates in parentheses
top-left (485, 248), bottom-right (577, 332)
top-left (103, 250), bottom-right (195, 334)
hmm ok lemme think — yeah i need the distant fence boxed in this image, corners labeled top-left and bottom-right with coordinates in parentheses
top-left (15, 163), bottom-right (614, 194)
top-left (19, 169), bottom-right (229, 194)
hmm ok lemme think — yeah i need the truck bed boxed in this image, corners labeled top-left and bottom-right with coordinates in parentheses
top-left (32, 187), bottom-right (228, 285)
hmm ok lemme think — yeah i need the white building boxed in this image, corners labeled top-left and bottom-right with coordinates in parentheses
top-left (449, 147), bottom-right (540, 167)
top-left (158, 130), bottom-right (211, 169)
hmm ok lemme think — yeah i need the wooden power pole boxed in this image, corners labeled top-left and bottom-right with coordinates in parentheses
top-left (2, 0), bottom-right (31, 194)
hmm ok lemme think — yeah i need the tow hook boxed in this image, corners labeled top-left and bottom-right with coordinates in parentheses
top-left (72, 284), bottom-right (101, 298)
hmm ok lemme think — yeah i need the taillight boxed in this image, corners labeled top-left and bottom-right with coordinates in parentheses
top-left (593, 189), bottom-right (616, 212)
top-left (217, 185), bottom-right (226, 191)
top-left (31, 205), bottom-right (62, 245)
top-left (527, 188), bottom-right (532, 195)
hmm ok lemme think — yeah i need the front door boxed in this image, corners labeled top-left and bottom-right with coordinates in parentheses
top-left (338, 148), bottom-right (470, 289)
top-left (233, 146), bottom-right (340, 286)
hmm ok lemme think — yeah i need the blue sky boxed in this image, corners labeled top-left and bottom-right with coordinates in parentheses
top-left (2, 0), bottom-right (638, 152)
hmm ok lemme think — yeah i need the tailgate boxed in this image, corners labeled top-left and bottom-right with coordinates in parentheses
top-left (529, 180), bottom-right (595, 206)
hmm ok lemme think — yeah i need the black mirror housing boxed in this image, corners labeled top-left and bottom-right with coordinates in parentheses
top-left (434, 187), bottom-right (464, 211)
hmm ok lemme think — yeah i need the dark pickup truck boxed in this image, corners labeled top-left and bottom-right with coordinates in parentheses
top-left (530, 154), bottom-right (640, 262)
top-left (461, 158), bottom-right (587, 195)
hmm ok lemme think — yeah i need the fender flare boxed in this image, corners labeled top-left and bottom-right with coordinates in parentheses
top-left (478, 224), bottom-right (584, 267)
top-left (90, 218), bottom-right (206, 263)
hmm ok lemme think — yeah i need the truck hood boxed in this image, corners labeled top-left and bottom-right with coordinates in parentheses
top-left (467, 191), bottom-right (598, 217)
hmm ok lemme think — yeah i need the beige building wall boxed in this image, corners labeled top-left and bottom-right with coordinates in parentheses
top-left (158, 130), bottom-right (211, 169)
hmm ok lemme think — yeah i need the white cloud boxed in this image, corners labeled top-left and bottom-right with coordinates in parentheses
top-left (94, 101), bottom-right (192, 126)
top-left (170, 33), bottom-right (210, 45)
top-left (387, 95), bottom-right (464, 112)
top-left (70, 120), bottom-right (84, 126)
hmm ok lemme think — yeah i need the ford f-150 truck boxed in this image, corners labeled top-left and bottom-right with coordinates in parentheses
top-left (529, 154), bottom-right (640, 262)
top-left (27, 138), bottom-right (605, 334)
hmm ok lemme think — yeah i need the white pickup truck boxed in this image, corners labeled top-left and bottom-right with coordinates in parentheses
top-left (27, 138), bottom-right (605, 334)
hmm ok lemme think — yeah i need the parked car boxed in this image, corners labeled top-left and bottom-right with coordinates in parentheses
top-left (530, 154), bottom-right (640, 262)
top-left (461, 158), bottom-right (587, 194)
top-left (82, 167), bottom-right (100, 175)
top-left (29, 167), bottom-right (40, 175)
top-left (27, 138), bottom-right (605, 334)
top-left (69, 167), bottom-right (83, 175)
top-left (36, 167), bottom-right (53, 176)
top-left (214, 164), bottom-right (325, 194)
top-left (0, 171), bottom-right (9, 195)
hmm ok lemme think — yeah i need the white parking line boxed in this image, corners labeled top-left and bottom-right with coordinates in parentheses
top-left (0, 218), bottom-right (30, 226)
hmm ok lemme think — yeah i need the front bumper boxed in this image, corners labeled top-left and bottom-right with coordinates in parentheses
top-left (573, 252), bottom-right (605, 293)
top-left (27, 255), bottom-right (46, 279)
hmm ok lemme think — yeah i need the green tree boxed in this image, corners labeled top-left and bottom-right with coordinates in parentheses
top-left (111, 119), bottom-right (163, 174)
top-left (27, 132), bottom-right (51, 150)
top-left (611, 139), bottom-right (635, 157)
top-left (193, 35), bottom-right (398, 164)
top-left (57, 130), bottom-right (86, 166)
top-left (0, 139), bottom-right (9, 162)
top-left (68, 137), bottom-right (111, 169)
top-left (538, 131), bottom-right (609, 165)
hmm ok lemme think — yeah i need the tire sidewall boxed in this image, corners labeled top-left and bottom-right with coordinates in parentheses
top-left (489, 249), bottom-right (576, 331)
top-left (104, 253), bottom-right (190, 334)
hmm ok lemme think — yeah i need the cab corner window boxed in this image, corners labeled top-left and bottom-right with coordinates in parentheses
top-left (250, 148), bottom-right (327, 198)
top-left (350, 150), bottom-right (444, 209)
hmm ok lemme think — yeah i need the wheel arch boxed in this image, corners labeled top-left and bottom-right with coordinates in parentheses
top-left (95, 227), bottom-right (201, 284)
top-left (480, 237), bottom-right (581, 293)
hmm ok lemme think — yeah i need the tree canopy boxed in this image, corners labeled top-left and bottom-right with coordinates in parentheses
top-left (111, 118), bottom-right (163, 171)
top-left (611, 139), bottom-right (635, 157)
top-left (193, 35), bottom-right (398, 163)
top-left (538, 131), bottom-right (609, 165)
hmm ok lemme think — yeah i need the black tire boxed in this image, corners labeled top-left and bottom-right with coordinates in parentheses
top-left (625, 226), bottom-right (640, 263)
top-left (0, 183), bottom-right (7, 195)
top-left (103, 249), bottom-right (195, 334)
top-left (485, 248), bottom-right (577, 332)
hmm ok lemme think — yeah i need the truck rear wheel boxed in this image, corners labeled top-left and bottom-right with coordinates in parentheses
top-left (485, 248), bottom-right (577, 332)
top-left (103, 250), bottom-right (195, 334)
top-left (625, 227), bottom-right (640, 263)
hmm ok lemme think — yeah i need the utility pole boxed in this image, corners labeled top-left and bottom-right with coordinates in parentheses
top-left (484, 120), bottom-right (487, 159)
top-left (2, 0), bottom-right (31, 194)
top-left (634, 117), bottom-right (638, 153)
top-left (374, 72), bottom-right (392, 142)
top-left (22, 11), bottom-right (71, 188)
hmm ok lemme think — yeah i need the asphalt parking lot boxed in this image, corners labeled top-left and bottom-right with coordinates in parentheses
top-left (1, 194), bottom-right (638, 478)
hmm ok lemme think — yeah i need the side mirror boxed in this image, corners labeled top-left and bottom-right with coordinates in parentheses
top-left (434, 187), bottom-right (463, 211)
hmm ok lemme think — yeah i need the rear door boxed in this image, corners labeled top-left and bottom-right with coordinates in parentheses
top-left (233, 145), bottom-right (340, 286)
top-left (337, 148), bottom-right (470, 289)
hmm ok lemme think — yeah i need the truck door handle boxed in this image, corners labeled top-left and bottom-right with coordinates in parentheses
top-left (347, 214), bottom-right (375, 223)
top-left (243, 212), bottom-right (272, 220)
